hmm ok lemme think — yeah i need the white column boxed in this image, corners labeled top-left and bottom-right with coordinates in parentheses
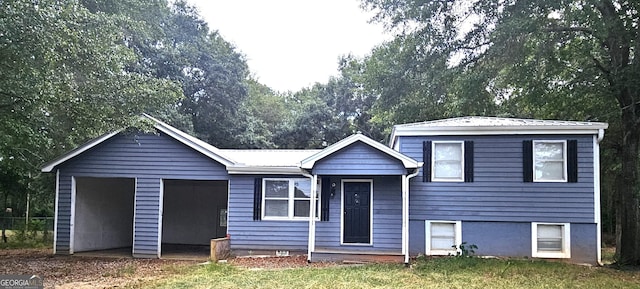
top-left (307, 174), bottom-right (318, 262)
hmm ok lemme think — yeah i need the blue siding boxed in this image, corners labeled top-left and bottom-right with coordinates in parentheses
top-left (55, 132), bottom-right (229, 256)
top-left (410, 221), bottom-right (597, 264)
top-left (227, 175), bottom-right (310, 251)
top-left (315, 176), bottom-right (402, 252)
top-left (313, 142), bottom-right (406, 175)
top-left (401, 135), bottom-right (595, 223)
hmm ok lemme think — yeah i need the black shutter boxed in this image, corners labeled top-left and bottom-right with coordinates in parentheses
top-left (464, 140), bottom-right (474, 182)
top-left (320, 177), bottom-right (331, 221)
top-left (567, 140), bottom-right (578, 183)
top-left (423, 141), bottom-right (432, 182)
top-left (523, 140), bottom-right (533, 182)
top-left (253, 178), bottom-right (262, 220)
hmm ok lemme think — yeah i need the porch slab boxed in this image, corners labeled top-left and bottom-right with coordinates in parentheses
top-left (312, 249), bottom-right (403, 263)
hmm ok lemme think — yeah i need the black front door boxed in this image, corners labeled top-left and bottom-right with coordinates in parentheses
top-left (343, 181), bottom-right (371, 244)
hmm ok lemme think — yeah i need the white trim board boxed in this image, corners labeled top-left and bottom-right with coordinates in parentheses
top-left (53, 170), bottom-right (60, 254)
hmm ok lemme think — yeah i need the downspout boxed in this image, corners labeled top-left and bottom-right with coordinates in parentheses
top-left (595, 128), bottom-right (605, 265)
top-left (301, 170), bottom-right (317, 263)
top-left (403, 167), bottom-right (421, 264)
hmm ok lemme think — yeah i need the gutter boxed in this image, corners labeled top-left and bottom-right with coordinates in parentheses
top-left (403, 168), bottom-right (421, 264)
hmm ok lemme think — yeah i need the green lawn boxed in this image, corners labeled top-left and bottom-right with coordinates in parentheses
top-left (142, 257), bottom-right (640, 289)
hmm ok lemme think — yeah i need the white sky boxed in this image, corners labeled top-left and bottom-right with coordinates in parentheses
top-left (186, 0), bottom-right (391, 92)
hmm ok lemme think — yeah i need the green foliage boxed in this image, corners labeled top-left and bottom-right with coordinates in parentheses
top-left (0, 230), bottom-right (52, 249)
top-left (452, 242), bottom-right (478, 258)
top-left (0, 0), bottom-right (181, 221)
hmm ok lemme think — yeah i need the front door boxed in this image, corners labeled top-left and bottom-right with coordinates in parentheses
top-left (343, 181), bottom-right (371, 244)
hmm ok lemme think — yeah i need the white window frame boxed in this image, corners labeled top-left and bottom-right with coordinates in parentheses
top-left (425, 220), bottom-right (462, 255)
top-left (531, 222), bottom-right (571, 258)
top-left (533, 140), bottom-right (567, 182)
top-left (431, 141), bottom-right (465, 182)
top-left (261, 178), bottom-right (320, 221)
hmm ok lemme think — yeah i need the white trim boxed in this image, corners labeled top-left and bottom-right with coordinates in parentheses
top-left (431, 141), bottom-right (465, 182)
top-left (69, 176), bottom-right (76, 254)
top-left (593, 135), bottom-right (602, 264)
top-left (306, 174), bottom-right (318, 261)
top-left (53, 170), bottom-right (60, 254)
top-left (301, 134), bottom-right (421, 170)
top-left (531, 222), bottom-right (571, 259)
top-left (261, 178), bottom-right (318, 221)
top-left (41, 132), bottom-right (120, 172)
top-left (157, 179), bottom-right (164, 258)
top-left (42, 114), bottom-right (237, 173)
top-left (340, 179), bottom-right (374, 246)
top-left (425, 220), bottom-right (462, 256)
top-left (390, 128), bottom-right (607, 148)
top-left (132, 178), bottom-right (138, 257)
top-left (532, 140), bottom-right (568, 182)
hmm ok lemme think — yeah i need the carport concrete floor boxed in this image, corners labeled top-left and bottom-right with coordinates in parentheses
top-left (161, 244), bottom-right (210, 261)
top-left (71, 245), bottom-right (210, 261)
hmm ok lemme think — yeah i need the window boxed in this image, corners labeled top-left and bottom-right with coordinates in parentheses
top-left (425, 220), bottom-right (462, 255)
top-left (532, 223), bottom-right (571, 258)
top-left (533, 140), bottom-right (567, 182)
top-left (432, 141), bottom-right (464, 181)
top-left (262, 178), bottom-right (319, 220)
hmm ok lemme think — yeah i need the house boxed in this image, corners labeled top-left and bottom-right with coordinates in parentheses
top-left (41, 115), bottom-right (607, 264)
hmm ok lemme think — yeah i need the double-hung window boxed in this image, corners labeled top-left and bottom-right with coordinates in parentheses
top-left (532, 222), bottom-right (571, 258)
top-left (262, 178), bottom-right (319, 220)
top-left (533, 140), bottom-right (567, 182)
top-left (432, 141), bottom-right (464, 182)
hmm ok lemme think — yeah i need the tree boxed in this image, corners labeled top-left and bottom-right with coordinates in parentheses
top-left (0, 0), bottom-right (181, 223)
top-left (362, 0), bottom-right (640, 264)
top-left (82, 0), bottom-right (251, 148)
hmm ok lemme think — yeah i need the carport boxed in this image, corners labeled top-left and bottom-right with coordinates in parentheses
top-left (73, 177), bottom-right (135, 253)
top-left (161, 179), bottom-right (228, 258)
top-left (42, 115), bottom-right (236, 259)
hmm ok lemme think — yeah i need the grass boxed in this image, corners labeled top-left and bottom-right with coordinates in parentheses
top-left (0, 230), bottom-right (53, 249)
top-left (141, 256), bottom-right (640, 289)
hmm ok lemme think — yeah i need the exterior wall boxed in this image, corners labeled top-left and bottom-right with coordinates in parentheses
top-left (401, 135), bottom-right (595, 223)
top-left (401, 134), bottom-right (598, 263)
top-left (315, 176), bottom-right (402, 253)
top-left (55, 132), bottom-right (229, 257)
top-left (227, 175), bottom-right (403, 254)
top-left (409, 221), bottom-right (597, 264)
top-left (313, 142), bottom-right (406, 175)
top-left (227, 175), bottom-right (310, 251)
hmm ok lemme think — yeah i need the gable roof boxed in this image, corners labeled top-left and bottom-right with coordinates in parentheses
top-left (41, 114), bottom-right (236, 172)
top-left (300, 133), bottom-right (422, 170)
top-left (390, 116), bottom-right (609, 147)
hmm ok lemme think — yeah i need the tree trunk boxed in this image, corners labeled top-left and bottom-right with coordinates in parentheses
top-left (616, 115), bottom-right (640, 265)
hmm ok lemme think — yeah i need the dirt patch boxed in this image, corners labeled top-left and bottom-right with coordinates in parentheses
top-left (0, 248), bottom-right (198, 289)
top-left (0, 249), bottom-right (343, 288)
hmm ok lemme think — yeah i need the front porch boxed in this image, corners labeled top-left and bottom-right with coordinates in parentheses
top-left (300, 134), bottom-right (422, 263)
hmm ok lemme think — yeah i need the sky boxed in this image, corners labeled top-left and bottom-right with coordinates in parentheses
top-left (186, 0), bottom-right (391, 92)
